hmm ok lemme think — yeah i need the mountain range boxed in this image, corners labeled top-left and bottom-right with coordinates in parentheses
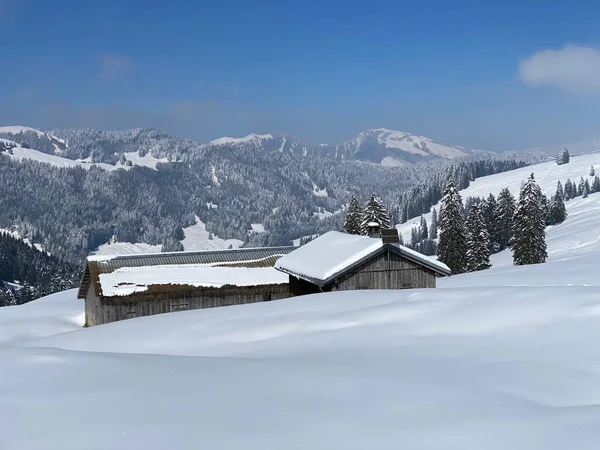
top-left (0, 126), bottom-right (486, 168)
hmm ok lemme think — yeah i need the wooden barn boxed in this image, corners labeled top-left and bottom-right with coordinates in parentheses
top-left (275, 229), bottom-right (450, 295)
top-left (78, 246), bottom-right (296, 326)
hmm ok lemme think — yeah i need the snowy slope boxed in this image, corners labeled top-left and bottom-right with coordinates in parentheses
top-left (1, 138), bottom-right (118, 170)
top-left (90, 216), bottom-right (242, 256)
top-left (397, 152), bottom-right (600, 243)
top-left (2, 188), bottom-right (600, 448)
top-left (0, 289), bottom-right (83, 346)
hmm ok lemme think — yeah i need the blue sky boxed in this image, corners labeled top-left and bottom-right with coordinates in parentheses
top-left (1, 0), bottom-right (600, 151)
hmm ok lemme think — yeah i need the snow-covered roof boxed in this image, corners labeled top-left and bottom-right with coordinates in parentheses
top-left (99, 265), bottom-right (288, 297)
top-left (275, 231), bottom-right (450, 285)
top-left (79, 246), bottom-right (297, 298)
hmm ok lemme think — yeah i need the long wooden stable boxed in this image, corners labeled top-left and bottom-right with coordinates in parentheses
top-left (78, 247), bottom-right (296, 327)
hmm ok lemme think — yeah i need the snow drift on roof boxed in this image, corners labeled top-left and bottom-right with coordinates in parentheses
top-left (275, 231), bottom-right (449, 283)
top-left (99, 265), bottom-right (288, 297)
top-left (275, 232), bottom-right (383, 283)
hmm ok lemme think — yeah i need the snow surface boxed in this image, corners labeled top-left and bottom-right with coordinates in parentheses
top-left (250, 223), bottom-right (265, 233)
top-left (91, 216), bottom-right (242, 256)
top-left (99, 265), bottom-right (288, 296)
top-left (3, 230), bottom-right (600, 448)
top-left (118, 151), bottom-right (168, 169)
top-left (276, 231), bottom-right (449, 283)
top-left (0, 289), bottom-right (83, 346)
top-left (180, 216), bottom-right (242, 251)
top-left (91, 241), bottom-right (163, 256)
top-left (397, 152), bottom-right (600, 242)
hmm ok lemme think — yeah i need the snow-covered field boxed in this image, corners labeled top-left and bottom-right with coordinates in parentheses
top-left (2, 158), bottom-right (600, 449)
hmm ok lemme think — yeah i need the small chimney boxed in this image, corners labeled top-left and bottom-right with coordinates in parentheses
top-left (366, 221), bottom-right (381, 238)
top-left (380, 228), bottom-right (400, 244)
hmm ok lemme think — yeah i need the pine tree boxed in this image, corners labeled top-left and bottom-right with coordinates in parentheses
top-left (578, 177), bottom-right (586, 197)
top-left (465, 204), bottom-right (491, 272)
top-left (540, 193), bottom-right (550, 225)
top-left (495, 188), bottom-right (516, 251)
top-left (410, 226), bottom-right (420, 249)
top-left (360, 194), bottom-right (391, 234)
top-left (512, 174), bottom-right (547, 266)
top-left (590, 165), bottom-right (595, 177)
top-left (583, 179), bottom-right (590, 198)
top-left (436, 181), bottom-right (468, 274)
top-left (343, 195), bottom-right (362, 235)
top-left (419, 215), bottom-right (428, 241)
top-left (593, 175), bottom-right (600, 193)
top-left (481, 193), bottom-right (499, 252)
top-left (548, 181), bottom-right (567, 225)
top-left (429, 208), bottom-right (438, 239)
top-left (556, 147), bottom-right (570, 165)
top-left (564, 179), bottom-right (573, 201)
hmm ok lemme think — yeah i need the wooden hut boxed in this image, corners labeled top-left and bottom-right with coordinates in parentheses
top-left (275, 230), bottom-right (450, 295)
top-left (78, 247), bottom-right (296, 326)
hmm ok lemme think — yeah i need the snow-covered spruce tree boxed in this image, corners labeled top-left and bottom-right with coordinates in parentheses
top-left (343, 195), bottom-right (362, 235)
top-left (590, 165), bottom-right (595, 177)
top-left (583, 179), bottom-right (590, 198)
top-left (564, 179), bottom-right (572, 201)
top-left (556, 147), bottom-right (570, 165)
top-left (482, 193), bottom-right (499, 252)
top-left (496, 188), bottom-right (516, 251)
top-left (578, 177), bottom-right (586, 197)
top-left (593, 175), bottom-right (600, 193)
top-left (436, 181), bottom-right (468, 274)
top-left (360, 194), bottom-right (391, 234)
top-left (429, 208), bottom-right (438, 239)
top-left (410, 226), bottom-right (420, 249)
top-left (512, 174), bottom-right (547, 266)
top-left (419, 215), bottom-right (428, 241)
top-left (540, 193), bottom-right (550, 226)
top-left (548, 181), bottom-right (567, 225)
top-left (465, 203), bottom-right (491, 272)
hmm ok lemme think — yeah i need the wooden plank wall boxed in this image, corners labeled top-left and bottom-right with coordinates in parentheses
top-left (88, 284), bottom-right (291, 326)
top-left (327, 250), bottom-right (436, 291)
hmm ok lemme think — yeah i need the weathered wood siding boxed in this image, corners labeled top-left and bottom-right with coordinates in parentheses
top-left (86, 284), bottom-right (291, 326)
top-left (85, 287), bottom-right (102, 327)
top-left (326, 249), bottom-right (436, 291)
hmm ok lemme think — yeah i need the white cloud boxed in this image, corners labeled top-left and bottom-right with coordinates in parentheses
top-left (518, 45), bottom-right (600, 93)
top-left (98, 54), bottom-right (134, 82)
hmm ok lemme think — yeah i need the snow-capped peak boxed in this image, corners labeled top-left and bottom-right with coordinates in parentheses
top-left (347, 128), bottom-right (472, 161)
top-left (209, 133), bottom-right (273, 146)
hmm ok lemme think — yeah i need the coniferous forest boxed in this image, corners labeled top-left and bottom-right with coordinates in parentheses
top-left (0, 232), bottom-right (80, 306)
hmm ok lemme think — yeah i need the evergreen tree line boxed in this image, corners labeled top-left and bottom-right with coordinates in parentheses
top-left (0, 232), bottom-right (81, 307)
top-left (436, 174), bottom-right (551, 274)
